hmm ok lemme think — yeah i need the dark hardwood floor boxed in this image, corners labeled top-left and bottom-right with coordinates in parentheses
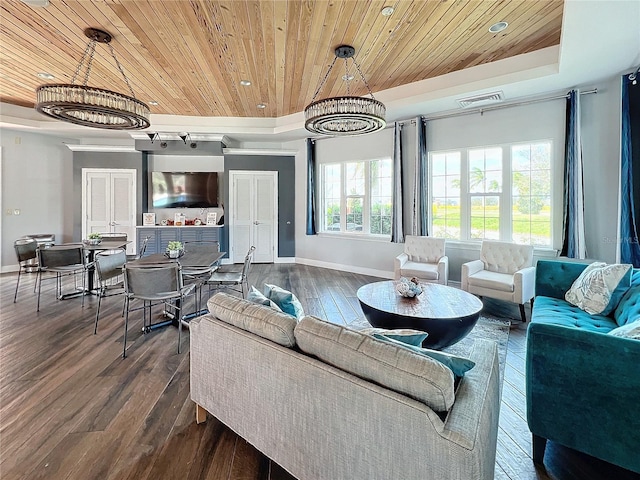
top-left (0, 264), bottom-right (636, 480)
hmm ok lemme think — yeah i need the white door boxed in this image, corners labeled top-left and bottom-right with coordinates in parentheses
top-left (82, 169), bottom-right (136, 256)
top-left (229, 171), bottom-right (277, 263)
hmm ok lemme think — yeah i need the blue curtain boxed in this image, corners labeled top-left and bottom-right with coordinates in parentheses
top-left (620, 75), bottom-right (640, 266)
top-left (391, 123), bottom-right (404, 243)
top-left (306, 138), bottom-right (317, 235)
top-left (415, 117), bottom-right (429, 236)
top-left (560, 89), bottom-right (587, 258)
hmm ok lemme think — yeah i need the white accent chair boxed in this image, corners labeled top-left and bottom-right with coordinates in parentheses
top-left (461, 240), bottom-right (535, 322)
top-left (394, 236), bottom-right (449, 285)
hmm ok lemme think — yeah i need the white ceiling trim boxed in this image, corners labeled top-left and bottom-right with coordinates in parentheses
top-left (64, 144), bottom-right (138, 152)
top-left (223, 148), bottom-right (298, 156)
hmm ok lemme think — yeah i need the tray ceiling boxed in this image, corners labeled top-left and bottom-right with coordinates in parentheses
top-left (0, 0), bottom-right (563, 119)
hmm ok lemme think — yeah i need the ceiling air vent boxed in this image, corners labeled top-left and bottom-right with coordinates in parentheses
top-left (457, 91), bottom-right (504, 109)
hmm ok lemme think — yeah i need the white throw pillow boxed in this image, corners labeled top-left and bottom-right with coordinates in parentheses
top-left (565, 262), bottom-right (632, 315)
top-left (608, 320), bottom-right (640, 339)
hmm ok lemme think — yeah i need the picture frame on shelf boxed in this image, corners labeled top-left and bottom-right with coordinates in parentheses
top-left (142, 212), bottom-right (156, 226)
top-left (206, 212), bottom-right (218, 226)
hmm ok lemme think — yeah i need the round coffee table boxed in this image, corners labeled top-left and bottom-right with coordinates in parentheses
top-left (356, 281), bottom-right (483, 350)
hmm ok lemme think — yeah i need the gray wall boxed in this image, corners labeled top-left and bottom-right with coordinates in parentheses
top-left (223, 155), bottom-right (296, 258)
top-left (72, 151), bottom-right (145, 242)
top-left (0, 129), bottom-right (74, 271)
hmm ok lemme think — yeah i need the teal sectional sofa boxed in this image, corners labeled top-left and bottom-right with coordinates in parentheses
top-left (526, 260), bottom-right (640, 473)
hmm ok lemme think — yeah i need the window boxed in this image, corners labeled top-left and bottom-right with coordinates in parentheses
top-left (320, 158), bottom-right (393, 236)
top-left (429, 141), bottom-right (552, 246)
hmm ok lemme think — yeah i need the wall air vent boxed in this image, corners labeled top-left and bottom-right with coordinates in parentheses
top-left (457, 91), bottom-right (504, 108)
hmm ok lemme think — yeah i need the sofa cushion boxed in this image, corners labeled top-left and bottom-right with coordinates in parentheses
top-left (531, 296), bottom-right (618, 333)
top-left (294, 316), bottom-right (455, 412)
top-left (467, 270), bottom-right (514, 293)
top-left (264, 284), bottom-right (305, 320)
top-left (358, 327), bottom-right (428, 347)
top-left (207, 293), bottom-right (298, 347)
top-left (613, 270), bottom-right (640, 326)
top-left (400, 261), bottom-right (439, 280)
top-left (565, 263), bottom-right (632, 315)
top-left (247, 286), bottom-right (283, 311)
top-left (608, 320), bottom-right (640, 339)
top-left (372, 334), bottom-right (475, 377)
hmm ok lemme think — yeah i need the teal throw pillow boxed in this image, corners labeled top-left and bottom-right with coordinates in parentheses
top-left (358, 327), bottom-right (428, 347)
top-left (264, 284), bottom-right (305, 320)
top-left (372, 334), bottom-right (475, 377)
top-left (247, 286), bottom-right (282, 312)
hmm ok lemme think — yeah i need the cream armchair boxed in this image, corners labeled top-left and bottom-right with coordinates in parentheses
top-left (394, 236), bottom-right (448, 285)
top-left (461, 240), bottom-right (535, 322)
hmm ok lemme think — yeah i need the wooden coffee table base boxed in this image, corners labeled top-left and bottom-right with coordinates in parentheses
top-left (357, 281), bottom-right (483, 350)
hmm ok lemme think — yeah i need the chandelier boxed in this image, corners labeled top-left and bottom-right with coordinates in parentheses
top-left (35, 28), bottom-right (150, 130)
top-left (304, 45), bottom-right (386, 136)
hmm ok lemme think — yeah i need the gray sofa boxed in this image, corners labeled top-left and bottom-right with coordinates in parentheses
top-left (190, 293), bottom-right (501, 480)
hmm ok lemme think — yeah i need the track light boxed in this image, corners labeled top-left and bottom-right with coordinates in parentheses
top-left (630, 67), bottom-right (639, 85)
top-left (147, 132), bottom-right (159, 143)
top-left (179, 132), bottom-right (191, 144)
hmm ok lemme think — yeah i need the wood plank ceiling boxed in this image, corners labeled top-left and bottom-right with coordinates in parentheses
top-left (0, 0), bottom-right (563, 119)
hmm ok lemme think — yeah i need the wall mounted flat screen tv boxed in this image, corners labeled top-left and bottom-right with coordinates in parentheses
top-left (151, 172), bottom-right (220, 208)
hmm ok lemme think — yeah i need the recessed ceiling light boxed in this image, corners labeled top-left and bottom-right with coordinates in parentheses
top-left (342, 74), bottom-right (354, 81)
top-left (257, 103), bottom-right (267, 109)
top-left (381, 6), bottom-right (394, 16)
top-left (149, 100), bottom-right (159, 106)
top-left (488, 21), bottom-right (508, 34)
top-left (240, 80), bottom-right (251, 86)
top-left (37, 72), bottom-right (54, 80)
top-left (20, 0), bottom-right (50, 6)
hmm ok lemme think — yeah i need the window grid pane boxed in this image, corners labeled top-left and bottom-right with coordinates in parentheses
top-left (431, 152), bottom-right (461, 239)
top-left (323, 164), bottom-right (341, 231)
top-left (511, 143), bottom-right (552, 246)
top-left (320, 159), bottom-right (392, 235)
top-left (370, 159), bottom-right (392, 235)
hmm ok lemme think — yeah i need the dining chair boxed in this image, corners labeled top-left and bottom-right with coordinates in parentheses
top-left (36, 244), bottom-right (88, 312)
top-left (93, 248), bottom-right (127, 334)
top-left (182, 241), bottom-right (221, 311)
top-left (204, 246), bottom-right (255, 299)
top-left (13, 238), bottom-right (40, 303)
top-left (122, 263), bottom-right (196, 357)
top-left (127, 235), bottom-right (151, 261)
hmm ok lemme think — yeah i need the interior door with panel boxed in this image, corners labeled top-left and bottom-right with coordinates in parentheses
top-left (83, 169), bottom-right (136, 255)
top-left (229, 171), bottom-right (277, 263)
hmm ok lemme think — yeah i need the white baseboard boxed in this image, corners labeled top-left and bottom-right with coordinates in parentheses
top-left (275, 257), bottom-right (296, 264)
top-left (2, 265), bottom-right (20, 274)
top-left (295, 257), bottom-right (393, 279)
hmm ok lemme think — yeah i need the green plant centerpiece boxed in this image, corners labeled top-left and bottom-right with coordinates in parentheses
top-left (167, 241), bottom-right (183, 258)
top-left (86, 232), bottom-right (102, 245)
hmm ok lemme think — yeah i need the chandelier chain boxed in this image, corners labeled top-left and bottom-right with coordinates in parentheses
top-left (108, 43), bottom-right (136, 99)
top-left (70, 39), bottom-right (96, 85)
top-left (311, 55), bottom-right (338, 102)
top-left (352, 57), bottom-right (375, 99)
top-left (344, 58), bottom-right (350, 96)
top-left (81, 41), bottom-right (97, 87)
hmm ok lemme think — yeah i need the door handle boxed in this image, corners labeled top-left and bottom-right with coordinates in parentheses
top-left (109, 221), bottom-right (117, 226)
top-left (254, 221), bottom-right (260, 225)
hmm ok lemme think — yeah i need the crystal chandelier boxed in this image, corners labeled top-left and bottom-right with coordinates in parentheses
top-left (304, 45), bottom-right (386, 136)
top-left (35, 28), bottom-right (150, 130)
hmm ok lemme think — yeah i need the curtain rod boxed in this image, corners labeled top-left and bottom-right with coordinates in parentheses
top-left (420, 88), bottom-right (597, 122)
